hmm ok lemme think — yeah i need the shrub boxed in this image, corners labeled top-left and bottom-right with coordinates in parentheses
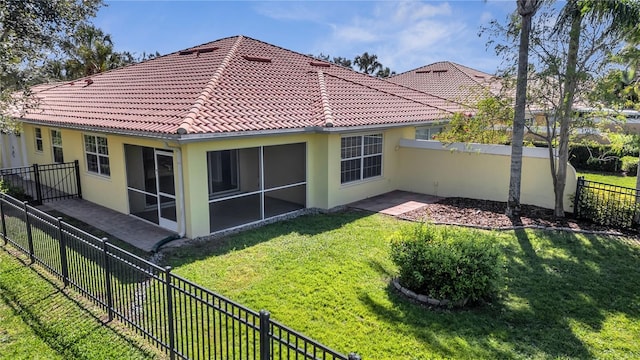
top-left (621, 156), bottom-right (638, 175)
top-left (390, 224), bottom-right (502, 305)
top-left (576, 186), bottom-right (640, 229)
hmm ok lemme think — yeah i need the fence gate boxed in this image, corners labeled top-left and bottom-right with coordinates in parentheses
top-left (0, 160), bottom-right (82, 205)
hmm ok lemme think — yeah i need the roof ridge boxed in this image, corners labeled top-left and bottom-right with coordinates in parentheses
top-left (316, 71), bottom-right (335, 127)
top-left (447, 61), bottom-right (496, 87)
top-left (177, 36), bottom-right (244, 134)
top-left (323, 71), bottom-right (456, 116)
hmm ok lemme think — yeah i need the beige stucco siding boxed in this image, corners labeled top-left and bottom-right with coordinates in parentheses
top-left (397, 140), bottom-right (577, 212)
top-left (21, 124), bottom-right (174, 214)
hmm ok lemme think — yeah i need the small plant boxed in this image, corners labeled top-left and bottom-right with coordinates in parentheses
top-left (390, 223), bottom-right (502, 306)
top-left (620, 156), bottom-right (638, 175)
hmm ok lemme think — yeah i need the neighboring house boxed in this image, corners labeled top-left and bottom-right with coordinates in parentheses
top-left (388, 61), bottom-right (505, 139)
top-left (0, 36), bottom-right (576, 240)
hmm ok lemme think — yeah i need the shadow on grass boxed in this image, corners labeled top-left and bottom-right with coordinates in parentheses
top-left (0, 247), bottom-right (158, 359)
top-left (360, 228), bottom-right (640, 359)
top-left (161, 210), bottom-right (371, 268)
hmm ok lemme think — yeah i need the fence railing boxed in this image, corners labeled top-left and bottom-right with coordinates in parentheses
top-left (0, 160), bottom-right (82, 205)
top-left (0, 193), bottom-right (359, 360)
top-left (574, 176), bottom-right (640, 230)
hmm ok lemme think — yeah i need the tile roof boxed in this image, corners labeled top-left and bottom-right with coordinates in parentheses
top-left (388, 61), bottom-right (502, 107)
top-left (20, 35), bottom-right (461, 137)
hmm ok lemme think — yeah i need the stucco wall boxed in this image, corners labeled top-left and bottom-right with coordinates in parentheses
top-left (396, 140), bottom-right (577, 212)
top-left (20, 124), bottom-right (173, 214)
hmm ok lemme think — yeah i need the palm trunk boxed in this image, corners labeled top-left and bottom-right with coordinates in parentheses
top-left (507, 0), bottom-right (539, 217)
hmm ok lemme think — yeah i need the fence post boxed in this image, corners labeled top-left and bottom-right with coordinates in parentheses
top-left (259, 310), bottom-right (271, 360)
top-left (23, 201), bottom-right (35, 263)
top-left (74, 160), bottom-right (82, 199)
top-left (574, 176), bottom-right (584, 219)
top-left (32, 164), bottom-right (43, 205)
top-left (348, 353), bottom-right (362, 360)
top-left (102, 238), bottom-right (114, 322)
top-left (0, 195), bottom-right (7, 245)
top-left (165, 266), bottom-right (176, 360)
top-left (56, 217), bottom-right (69, 287)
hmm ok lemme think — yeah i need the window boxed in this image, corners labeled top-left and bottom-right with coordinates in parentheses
top-left (340, 134), bottom-right (383, 184)
top-left (84, 134), bottom-right (110, 176)
top-left (416, 125), bottom-right (444, 140)
top-left (51, 130), bottom-right (64, 163)
top-left (34, 128), bottom-right (43, 152)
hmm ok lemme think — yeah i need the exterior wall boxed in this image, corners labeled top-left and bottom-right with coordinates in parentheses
top-left (181, 133), bottom-right (327, 238)
top-left (21, 123), bottom-right (173, 214)
top-left (325, 127), bottom-right (414, 209)
top-left (396, 140), bottom-right (577, 212)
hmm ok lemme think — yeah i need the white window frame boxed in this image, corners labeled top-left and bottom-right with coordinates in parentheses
top-left (416, 125), bottom-right (444, 140)
top-left (51, 129), bottom-right (64, 163)
top-left (34, 127), bottom-right (43, 152)
top-left (340, 133), bottom-right (383, 184)
top-left (83, 134), bottom-right (110, 176)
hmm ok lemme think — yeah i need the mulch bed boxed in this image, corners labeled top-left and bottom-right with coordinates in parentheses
top-left (399, 197), bottom-right (638, 237)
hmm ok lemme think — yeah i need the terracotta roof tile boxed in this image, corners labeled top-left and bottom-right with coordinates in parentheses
top-left (21, 36), bottom-right (460, 136)
top-left (389, 61), bottom-right (501, 107)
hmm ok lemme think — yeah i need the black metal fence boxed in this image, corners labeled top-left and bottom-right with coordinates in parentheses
top-left (0, 193), bottom-right (359, 360)
top-left (0, 161), bottom-right (82, 205)
top-left (574, 176), bottom-right (640, 230)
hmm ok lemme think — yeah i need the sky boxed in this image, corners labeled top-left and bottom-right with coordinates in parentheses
top-left (94, 1), bottom-right (518, 75)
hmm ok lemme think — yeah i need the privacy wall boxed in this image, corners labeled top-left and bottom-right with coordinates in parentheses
top-left (397, 140), bottom-right (577, 213)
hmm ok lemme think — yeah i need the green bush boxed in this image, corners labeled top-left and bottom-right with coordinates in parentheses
top-left (621, 156), bottom-right (638, 175)
top-left (390, 224), bottom-right (502, 305)
top-left (576, 187), bottom-right (640, 229)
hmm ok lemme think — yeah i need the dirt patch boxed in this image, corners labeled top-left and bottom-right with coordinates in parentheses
top-left (399, 197), bottom-right (635, 236)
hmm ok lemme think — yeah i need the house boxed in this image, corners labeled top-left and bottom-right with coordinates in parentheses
top-left (0, 35), bottom-right (576, 240)
top-left (388, 61), bottom-right (504, 139)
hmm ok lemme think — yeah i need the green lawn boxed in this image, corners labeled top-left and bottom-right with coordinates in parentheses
top-left (578, 171), bottom-right (637, 188)
top-left (0, 247), bottom-right (161, 360)
top-left (163, 211), bottom-right (640, 360)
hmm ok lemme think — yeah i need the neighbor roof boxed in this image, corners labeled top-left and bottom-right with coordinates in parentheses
top-left (18, 36), bottom-right (463, 139)
top-left (388, 61), bottom-right (501, 106)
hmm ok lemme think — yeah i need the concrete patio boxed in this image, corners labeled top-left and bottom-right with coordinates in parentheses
top-left (349, 190), bottom-right (442, 216)
top-left (38, 198), bottom-right (180, 253)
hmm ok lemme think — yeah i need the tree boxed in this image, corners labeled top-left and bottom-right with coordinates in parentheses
top-left (506, 0), bottom-right (543, 217)
top-left (354, 52), bottom-right (383, 75)
top-left (486, 0), bottom-right (640, 217)
top-left (436, 95), bottom-right (514, 144)
top-left (549, 0), bottom-right (640, 217)
top-left (0, 0), bottom-right (103, 129)
top-left (376, 67), bottom-right (396, 78)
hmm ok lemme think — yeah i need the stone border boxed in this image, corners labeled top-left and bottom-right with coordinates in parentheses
top-left (392, 278), bottom-right (468, 308)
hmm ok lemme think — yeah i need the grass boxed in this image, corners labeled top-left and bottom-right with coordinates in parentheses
top-left (578, 171), bottom-right (637, 188)
top-left (0, 246), bottom-right (162, 360)
top-left (162, 211), bottom-right (640, 360)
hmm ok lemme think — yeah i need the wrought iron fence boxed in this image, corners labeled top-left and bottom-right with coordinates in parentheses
top-left (0, 160), bottom-right (82, 205)
top-left (574, 176), bottom-right (640, 230)
top-left (0, 193), bottom-right (359, 360)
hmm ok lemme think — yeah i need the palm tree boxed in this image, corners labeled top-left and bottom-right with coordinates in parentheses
top-left (506, 0), bottom-right (542, 217)
top-left (62, 24), bottom-right (123, 79)
top-left (376, 67), bottom-right (396, 78)
top-left (551, 0), bottom-right (640, 217)
top-left (354, 52), bottom-right (383, 75)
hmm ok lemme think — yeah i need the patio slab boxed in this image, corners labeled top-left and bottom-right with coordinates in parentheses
top-left (38, 198), bottom-right (179, 253)
top-left (349, 190), bottom-right (442, 216)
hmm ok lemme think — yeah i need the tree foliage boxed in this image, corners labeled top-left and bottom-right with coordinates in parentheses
top-left (436, 96), bottom-right (514, 144)
top-left (1, 0), bottom-right (103, 130)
